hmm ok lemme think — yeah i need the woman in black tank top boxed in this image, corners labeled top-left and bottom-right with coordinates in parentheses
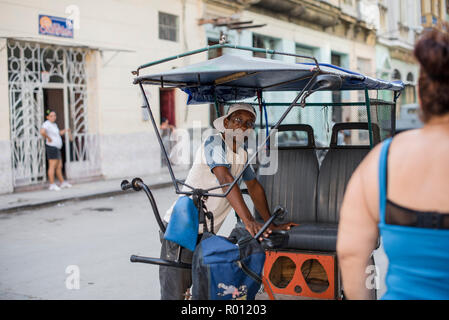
top-left (337, 23), bottom-right (449, 300)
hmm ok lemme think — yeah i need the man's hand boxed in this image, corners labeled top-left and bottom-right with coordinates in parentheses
top-left (245, 179), bottom-right (298, 234)
top-left (243, 218), bottom-right (272, 241)
top-left (270, 222), bottom-right (299, 231)
top-left (47, 137), bottom-right (52, 143)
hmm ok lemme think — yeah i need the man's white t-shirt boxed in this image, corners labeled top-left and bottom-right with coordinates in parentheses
top-left (164, 133), bottom-right (256, 233)
top-left (42, 120), bottom-right (63, 149)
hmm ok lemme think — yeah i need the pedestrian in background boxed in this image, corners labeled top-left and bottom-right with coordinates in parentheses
top-left (40, 109), bottom-right (72, 191)
top-left (160, 117), bottom-right (175, 167)
top-left (337, 24), bottom-right (449, 299)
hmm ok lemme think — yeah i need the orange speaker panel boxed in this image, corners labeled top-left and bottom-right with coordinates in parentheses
top-left (264, 250), bottom-right (338, 300)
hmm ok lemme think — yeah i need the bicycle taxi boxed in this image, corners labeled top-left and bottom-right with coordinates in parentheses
top-left (121, 42), bottom-right (404, 300)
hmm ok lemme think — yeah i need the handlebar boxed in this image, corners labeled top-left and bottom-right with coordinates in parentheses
top-left (120, 180), bottom-right (132, 191)
top-left (130, 255), bottom-right (191, 269)
top-left (123, 177), bottom-right (287, 269)
top-left (254, 205), bottom-right (286, 241)
top-left (123, 177), bottom-right (287, 242)
top-left (121, 178), bottom-right (166, 233)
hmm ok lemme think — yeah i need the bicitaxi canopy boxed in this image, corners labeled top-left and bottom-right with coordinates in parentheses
top-left (133, 53), bottom-right (404, 104)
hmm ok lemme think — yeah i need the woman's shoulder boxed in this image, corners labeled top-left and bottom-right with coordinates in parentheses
top-left (358, 130), bottom-right (420, 173)
top-left (355, 132), bottom-right (421, 206)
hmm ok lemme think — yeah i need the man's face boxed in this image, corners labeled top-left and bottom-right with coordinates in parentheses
top-left (223, 110), bottom-right (256, 132)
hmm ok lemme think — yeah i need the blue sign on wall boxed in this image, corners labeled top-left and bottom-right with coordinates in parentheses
top-left (39, 15), bottom-right (74, 38)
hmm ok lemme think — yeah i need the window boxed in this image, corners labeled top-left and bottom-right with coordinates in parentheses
top-left (207, 39), bottom-right (222, 60)
top-left (392, 69), bottom-right (401, 81)
top-left (295, 45), bottom-right (315, 64)
top-left (252, 34), bottom-right (279, 59)
top-left (159, 12), bottom-right (178, 42)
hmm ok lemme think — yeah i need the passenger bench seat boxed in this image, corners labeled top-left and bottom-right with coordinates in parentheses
top-left (280, 123), bottom-right (380, 252)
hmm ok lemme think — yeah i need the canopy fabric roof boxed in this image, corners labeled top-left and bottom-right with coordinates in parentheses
top-left (134, 54), bottom-right (404, 104)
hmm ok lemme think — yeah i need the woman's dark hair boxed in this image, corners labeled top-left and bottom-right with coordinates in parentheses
top-left (414, 23), bottom-right (449, 122)
top-left (45, 109), bottom-right (56, 116)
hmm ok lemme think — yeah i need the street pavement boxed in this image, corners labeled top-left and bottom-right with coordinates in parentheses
top-left (0, 185), bottom-right (388, 300)
top-left (0, 186), bottom-right (238, 300)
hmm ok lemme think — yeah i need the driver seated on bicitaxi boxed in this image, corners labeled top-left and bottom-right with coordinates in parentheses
top-left (159, 103), bottom-right (298, 300)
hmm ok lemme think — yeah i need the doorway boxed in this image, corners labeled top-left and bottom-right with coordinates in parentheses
top-left (7, 40), bottom-right (100, 187)
top-left (7, 39), bottom-right (101, 188)
top-left (160, 88), bottom-right (176, 126)
top-left (43, 88), bottom-right (68, 178)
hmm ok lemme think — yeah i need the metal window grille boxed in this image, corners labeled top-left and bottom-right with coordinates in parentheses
top-left (7, 40), bottom-right (99, 187)
top-left (159, 12), bottom-right (179, 42)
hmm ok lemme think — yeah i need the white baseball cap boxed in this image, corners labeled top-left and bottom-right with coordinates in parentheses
top-left (213, 103), bottom-right (257, 132)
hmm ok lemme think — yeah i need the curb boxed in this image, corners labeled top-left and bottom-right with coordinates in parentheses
top-left (0, 181), bottom-right (174, 214)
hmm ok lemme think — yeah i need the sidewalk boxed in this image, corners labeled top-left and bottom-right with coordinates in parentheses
top-left (0, 168), bottom-right (189, 214)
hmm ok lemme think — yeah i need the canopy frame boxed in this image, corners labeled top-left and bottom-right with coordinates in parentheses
top-left (132, 43), bottom-right (320, 76)
top-left (133, 44), bottom-right (401, 200)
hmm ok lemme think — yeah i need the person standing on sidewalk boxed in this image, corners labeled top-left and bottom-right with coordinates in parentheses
top-left (160, 117), bottom-right (175, 167)
top-left (40, 109), bottom-right (72, 191)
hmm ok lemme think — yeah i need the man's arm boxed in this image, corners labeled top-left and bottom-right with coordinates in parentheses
top-left (244, 178), bottom-right (271, 222)
top-left (245, 178), bottom-right (298, 231)
top-left (211, 166), bottom-right (270, 239)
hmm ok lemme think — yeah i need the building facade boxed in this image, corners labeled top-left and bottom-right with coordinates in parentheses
top-left (203, 0), bottom-right (379, 144)
top-left (375, 0), bottom-right (421, 112)
top-left (0, 0), bottom-right (208, 194)
top-left (375, 0), bottom-right (448, 114)
top-left (421, 0), bottom-right (448, 27)
top-left (0, 0), bottom-right (424, 194)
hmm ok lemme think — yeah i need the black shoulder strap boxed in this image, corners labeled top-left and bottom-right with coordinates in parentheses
top-left (237, 260), bottom-right (262, 285)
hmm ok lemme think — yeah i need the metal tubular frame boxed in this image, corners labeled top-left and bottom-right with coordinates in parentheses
top-left (134, 44), bottom-right (400, 198)
top-left (128, 44), bottom-right (401, 274)
top-left (139, 72), bottom-right (319, 198)
top-left (132, 43), bottom-right (320, 76)
top-left (365, 88), bottom-right (374, 148)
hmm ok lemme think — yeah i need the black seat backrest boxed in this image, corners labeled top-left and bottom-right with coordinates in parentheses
top-left (257, 124), bottom-right (319, 224)
top-left (330, 122), bottom-right (381, 148)
top-left (316, 123), bottom-right (380, 224)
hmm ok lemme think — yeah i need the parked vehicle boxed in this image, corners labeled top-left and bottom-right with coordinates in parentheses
top-left (395, 103), bottom-right (423, 133)
top-left (121, 42), bottom-right (404, 300)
